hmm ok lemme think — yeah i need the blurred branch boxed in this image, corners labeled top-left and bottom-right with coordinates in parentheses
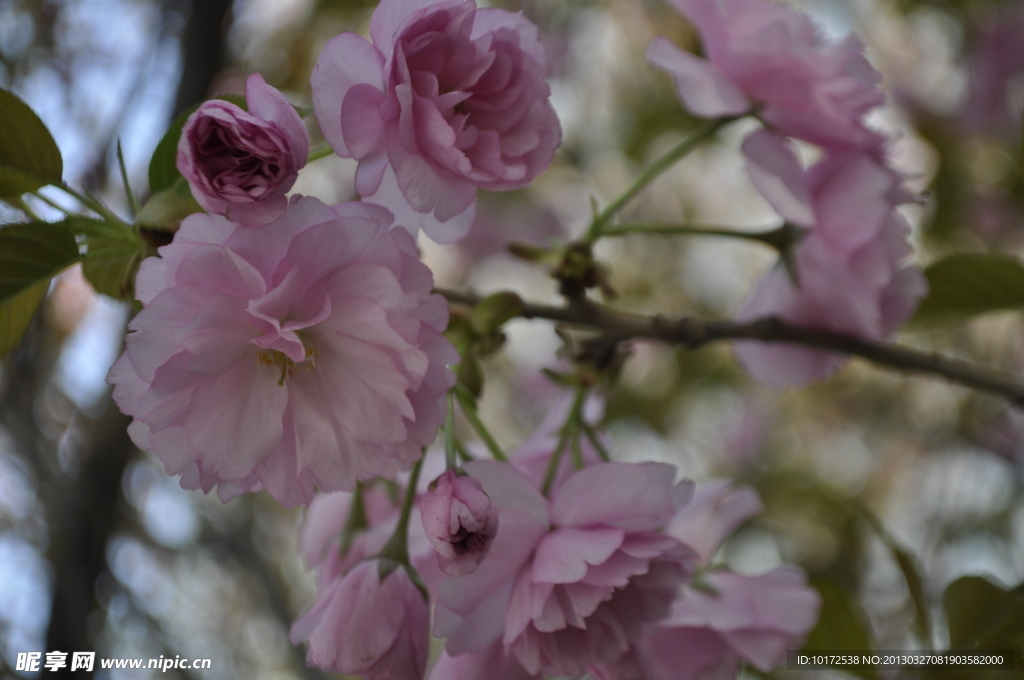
top-left (438, 288), bottom-right (1024, 408)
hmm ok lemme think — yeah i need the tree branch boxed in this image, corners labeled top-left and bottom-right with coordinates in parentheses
top-left (437, 288), bottom-right (1024, 408)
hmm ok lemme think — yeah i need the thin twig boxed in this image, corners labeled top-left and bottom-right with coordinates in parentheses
top-left (438, 288), bottom-right (1024, 408)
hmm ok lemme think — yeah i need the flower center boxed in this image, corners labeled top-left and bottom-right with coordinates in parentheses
top-left (256, 345), bottom-right (319, 386)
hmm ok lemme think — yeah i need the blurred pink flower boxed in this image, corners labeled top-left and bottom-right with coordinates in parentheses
top-left (311, 0), bottom-right (561, 244)
top-left (434, 460), bottom-right (697, 678)
top-left (667, 479), bottom-right (763, 563)
top-left (640, 480), bottom-right (819, 679)
top-left (639, 569), bottom-right (821, 680)
top-left (107, 196), bottom-right (456, 507)
top-left (963, 4), bottom-right (1024, 135)
top-left (734, 130), bottom-right (927, 387)
top-left (290, 559), bottom-right (430, 680)
top-left (177, 73), bottom-right (309, 226)
top-left (421, 469), bottom-right (499, 576)
top-left (647, 0), bottom-right (885, 150)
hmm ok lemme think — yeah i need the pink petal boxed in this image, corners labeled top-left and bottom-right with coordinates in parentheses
top-left (647, 37), bottom-right (750, 117)
top-left (532, 527), bottom-right (625, 584)
top-left (551, 462), bottom-right (680, 531)
top-left (741, 130), bottom-right (814, 228)
top-left (312, 32), bottom-right (385, 157)
top-left (245, 72), bottom-right (310, 168)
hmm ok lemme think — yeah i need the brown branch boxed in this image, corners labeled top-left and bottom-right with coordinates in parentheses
top-left (437, 288), bottom-right (1024, 408)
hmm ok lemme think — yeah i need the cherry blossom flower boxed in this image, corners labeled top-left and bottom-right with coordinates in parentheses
top-left (311, 0), bottom-right (561, 243)
top-left (421, 469), bottom-right (499, 576)
top-left (434, 460), bottom-right (697, 678)
top-left (177, 73), bottom-right (309, 226)
top-left (639, 569), bottom-right (821, 680)
top-left (648, 0), bottom-right (885, 150)
top-left (107, 196), bottom-right (457, 507)
top-left (290, 559), bottom-right (430, 680)
top-left (634, 480), bottom-right (820, 679)
top-left (734, 130), bottom-right (927, 387)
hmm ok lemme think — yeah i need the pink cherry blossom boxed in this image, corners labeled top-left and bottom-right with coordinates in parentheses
top-left (434, 460), bottom-right (697, 678)
top-left (290, 559), bottom-right (430, 680)
top-left (734, 130), bottom-right (927, 387)
top-left (647, 0), bottom-right (885, 150)
top-left (107, 196), bottom-right (457, 507)
top-left (421, 469), bottom-right (499, 576)
top-left (639, 569), bottom-right (821, 680)
top-left (177, 73), bottom-right (309, 226)
top-left (311, 0), bottom-right (561, 244)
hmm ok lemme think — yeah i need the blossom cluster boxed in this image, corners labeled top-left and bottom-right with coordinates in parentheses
top-left (649, 0), bottom-right (927, 386)
top-left (291, 429), bottom-right (820, 680)
top-left (102, 0), bottom-right (930, 677)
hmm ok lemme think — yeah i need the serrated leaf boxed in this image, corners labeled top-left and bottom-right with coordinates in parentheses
top-left (802, 578), bottom-right (878, 680)
top-left (70, 217), bottom-right (146, 300)
top-left (0, 88), bottom-right (63, 198)
top-left (0, 222), bottom-right (80, 356)
top-left (148, 94), bottom-right (249, 194)
top-left (913, 253), bottom-right (1024, 324)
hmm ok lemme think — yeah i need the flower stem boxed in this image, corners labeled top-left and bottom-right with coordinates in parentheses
top-left (584, 116), bottom-right (739, 242)
top-left (581, 422), bottom-right (611, 462)
top-left (338, 481), bottom-right (368, 558)
top-left (306, 144), bottom-right (334, 164)
top-left (599, 222), bottom-right (802, 252)
top-left (379, 456), bottom-right (424, 566)
top-left (445, 391), bottom-right (458, 470)
top-left (541, 386), bottom-right (587, 496)
top-left (454, 386), bottom-right (508, 462)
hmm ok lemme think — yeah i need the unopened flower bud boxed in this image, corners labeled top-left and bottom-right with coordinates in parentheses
top-left (420, 469), bottom-right (498, 576)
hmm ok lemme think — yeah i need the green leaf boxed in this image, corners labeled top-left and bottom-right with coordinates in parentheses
top-left (802, 578), bottom-right (878, 680)
top-left (0, 279), bottom-right (49, 356)
top-left (71, 217), bottom-right (146, 300)
top-left (470, 291), bottom-right (524, 336)
top-left (913, 253), bottom-right (1024, 324)
top-left (944, 575), bottom-right (1024, 650)
top-left (0, 88), bottom-right (63, 198)
top-left (148, 94), bottom-right (249, 193)
top-left (148, 105), bottom-right (199, 194)
top-left (0, 221), bottom-right (80, 355)
top-left (135, 179), bottom-right (202, 231)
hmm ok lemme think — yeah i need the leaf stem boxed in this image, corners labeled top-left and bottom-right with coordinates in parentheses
top-left (116, 139), bottom-right (140, 217)
top-left (58, 184), bottom-right (126, 226)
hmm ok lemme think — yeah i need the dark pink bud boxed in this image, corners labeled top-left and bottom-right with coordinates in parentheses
top-left (420, 469), bottom-right (498, 576)
top-left (177, 73), bottom-right (309, 227)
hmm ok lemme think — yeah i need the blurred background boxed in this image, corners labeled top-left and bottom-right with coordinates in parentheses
top-left (1, 0), bottom-right (1023, 678)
